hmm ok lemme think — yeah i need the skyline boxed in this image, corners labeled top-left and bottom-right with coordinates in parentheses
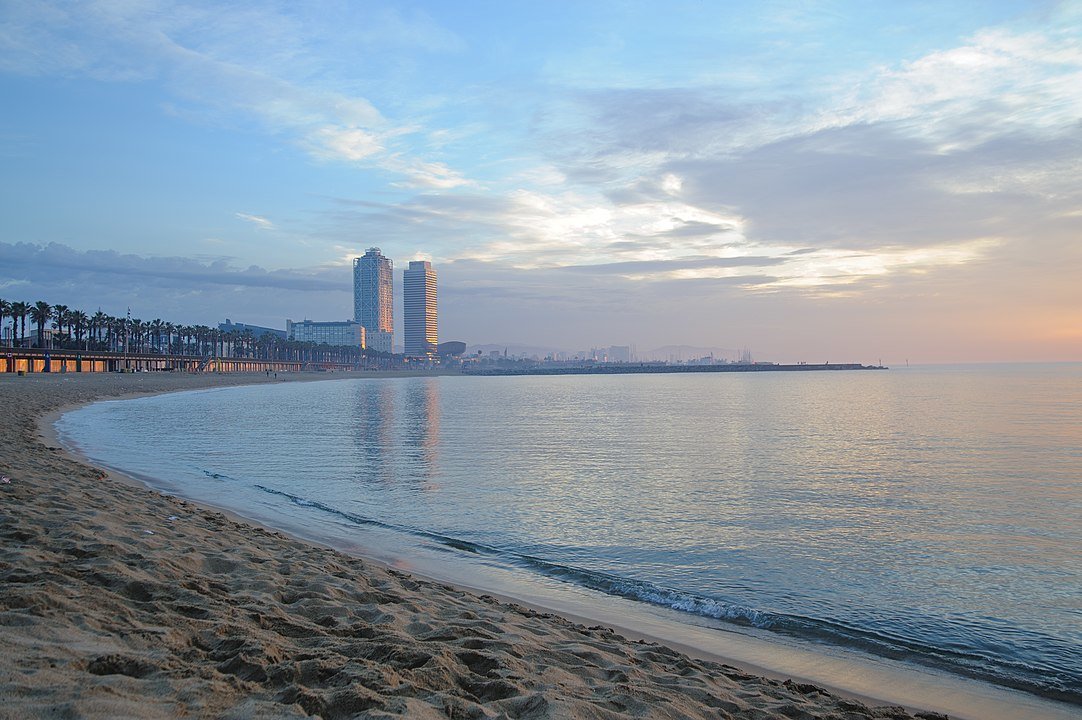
top-left (1, 1), bottom-right (1081, 364)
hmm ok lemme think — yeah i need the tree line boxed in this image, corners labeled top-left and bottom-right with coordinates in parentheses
top-left (0, 299), bottom-right (394, 367)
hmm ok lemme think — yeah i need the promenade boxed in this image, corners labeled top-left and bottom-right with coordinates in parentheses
top-left (2, 347), bottom-right (305, 374)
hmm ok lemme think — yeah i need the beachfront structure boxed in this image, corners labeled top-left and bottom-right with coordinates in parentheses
top-left (403, 260), bottom-right (437, 358)
top-left (353, 248), bottom-right (393, 354)
top-left (287, 319), bottom-right (365, 348)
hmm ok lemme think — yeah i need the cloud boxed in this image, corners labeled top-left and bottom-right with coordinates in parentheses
top-left (390, 159), bottom-right (473, 189)
top-left (0, 1), bottom-right (470, 184)
top-left (234, 212), bottom-right (274, 230)
top-left (828, 28), bottom-right (1082, 147)
top-left (536, 22), bottom-right (1082, 196)
top-left (316, 163), bottom-right (1009, 300)
top-left (522, 20), bottom-right (1081, 289)
top-left (555, 255), bottom-right (787, 275)
top-left (730, 239), bottom-right (1002, 293)
top-left (0, 241), bottom-right (362, 331)
top-left (0, 241), bottom-right (344, 293)
top-left (323, 185), bottom-right (752, 270)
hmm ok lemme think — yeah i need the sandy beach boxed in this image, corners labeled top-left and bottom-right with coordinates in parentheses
top-left (0, 372), bottom-right (941, 719)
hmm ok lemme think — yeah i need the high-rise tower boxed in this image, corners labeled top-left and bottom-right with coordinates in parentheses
top-left (353, 248), bottom-right (393, 354)
top-left (403, 260), bottom-right (437, 358)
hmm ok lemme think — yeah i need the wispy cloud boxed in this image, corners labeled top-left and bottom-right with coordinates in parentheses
top-left (0, 241), bottom-right (358, 330)
top-left (320, 171), bottom-right (1007, 300)
top-left (535, 21), bottom-right (1082, 193)
top-left (0, 241), bottom-right (343, 292)
top-left (826, 28), bottom-right (1082, 148)
top-left (0, 1), bottom-right (470, 184)
top-left (235, 212), bottom-right (274, 230)
top-left (389, 158), bottom-right (473, 189)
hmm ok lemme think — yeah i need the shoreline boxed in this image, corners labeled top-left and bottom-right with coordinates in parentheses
top-left (2, 371), bottom-right (1072, 719)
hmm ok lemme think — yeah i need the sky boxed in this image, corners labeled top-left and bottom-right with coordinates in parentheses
top-left (1, 0), bottom-right (1080, 363)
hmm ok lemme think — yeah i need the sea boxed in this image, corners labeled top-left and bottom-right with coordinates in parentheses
top-left (56, 364), bottom-right (1082, 717)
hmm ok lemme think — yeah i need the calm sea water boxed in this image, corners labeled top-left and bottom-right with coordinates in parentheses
top-left (57, 365), bottom-right (1082, 706)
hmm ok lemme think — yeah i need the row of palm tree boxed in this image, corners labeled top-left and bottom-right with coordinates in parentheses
top-left (0, 298), bottom-right (393, 367)
top-left (0, 300), bottom-right (49, 349)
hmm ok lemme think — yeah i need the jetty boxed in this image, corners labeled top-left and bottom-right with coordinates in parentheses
top-left (464, 362), bottom-right (886, 377)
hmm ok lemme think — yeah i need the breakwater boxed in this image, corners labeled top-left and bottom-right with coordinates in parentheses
top-left (464, 362), bottom-right (885, 376)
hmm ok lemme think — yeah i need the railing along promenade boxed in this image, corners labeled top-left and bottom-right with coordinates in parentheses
top-left (1, 347), bottom-right (309, 374)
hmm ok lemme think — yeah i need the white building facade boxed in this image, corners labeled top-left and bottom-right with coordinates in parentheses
top-left (287, 319), bottom-right (365, 348)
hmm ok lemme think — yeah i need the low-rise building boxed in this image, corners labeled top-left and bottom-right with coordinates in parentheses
top-left (286, 319), bottom-right (365, 348)
top-left (366, 329), bottom-right (393, 354)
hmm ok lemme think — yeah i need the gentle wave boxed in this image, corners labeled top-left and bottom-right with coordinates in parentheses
top-left (245, 477), bottom-right (1080, 705)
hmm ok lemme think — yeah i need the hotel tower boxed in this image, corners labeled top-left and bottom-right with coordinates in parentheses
top-left (403, 260), bottom-right (437, 358)
top-left (353, 248), bottom-right (393, 354)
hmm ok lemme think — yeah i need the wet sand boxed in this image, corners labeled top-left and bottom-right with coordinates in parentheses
top-left (1, 371), bottom-right (943, 719)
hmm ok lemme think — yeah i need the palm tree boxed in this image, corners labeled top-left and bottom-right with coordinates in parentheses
top-left (103, 315), bottom-right (116, 352)
top-left (147, 319), bottom-right (159, 353)
top-left (119, 315), bottom-right (131, 353)
top-left (30, 301), bottom-right (52, 349)
top-left (71, 310), bottom-right (89, 350)
top-left (192, 326), bottom-right (206, 356)
top-left (90, 310), bottom-right (108, 349)
top-left (0, 299), bottom-right (9, 347)
top-left (108, 315), bottom-right (121, 352)
top-left (52, 304), bottom-right (69, 348)
top-left (10, 301), bottom-right (28, 347)
top-left (129, 318), bottom-right (143, 353)
top-left (240, 329), bottom-right (255, 358)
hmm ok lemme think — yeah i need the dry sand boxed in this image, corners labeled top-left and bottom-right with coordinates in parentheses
top-left (0, 371), bottom-right (940, 719)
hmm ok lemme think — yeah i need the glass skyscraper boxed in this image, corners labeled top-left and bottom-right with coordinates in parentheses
top-left (403, 260), bottom-right (437, 358)
top-left (353, 248), bottom-right (393, 354)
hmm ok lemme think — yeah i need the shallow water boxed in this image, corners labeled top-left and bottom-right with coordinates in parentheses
top-left (57, 364), bottom-right (1082, 707)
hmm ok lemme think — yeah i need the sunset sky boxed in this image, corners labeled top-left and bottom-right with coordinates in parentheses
top-left (2, 1), bottom-right (1080, 363)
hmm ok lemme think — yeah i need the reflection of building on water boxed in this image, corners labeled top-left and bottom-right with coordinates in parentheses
top-left (349, 378), bottom-right (441, 487)
top-left (404, 378), bottom-right (440, 480)
top-left (350, 381), bottom-right (396, 483)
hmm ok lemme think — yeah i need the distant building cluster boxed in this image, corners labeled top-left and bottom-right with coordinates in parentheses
top-left (282, 248), bottom-right (439, 357)
top-left (461, 344), bottom-right (763, 372)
